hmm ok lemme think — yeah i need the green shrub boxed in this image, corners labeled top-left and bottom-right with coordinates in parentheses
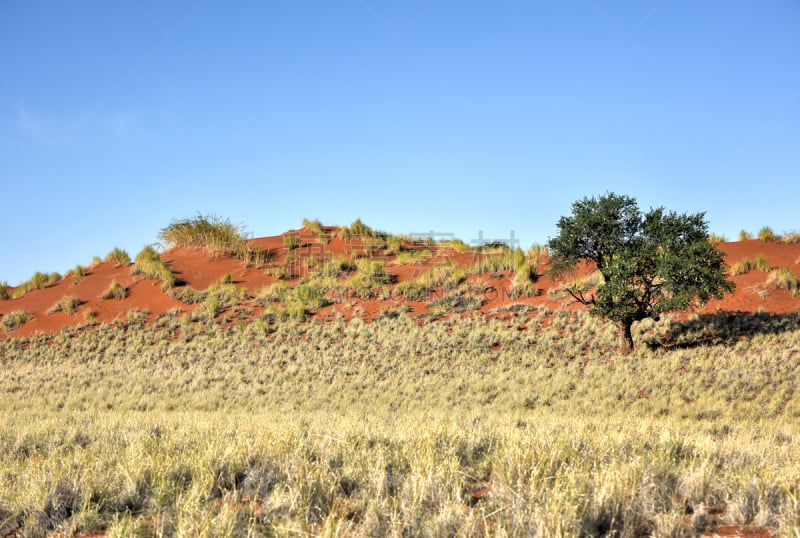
top-left (758, 226), bottom-right (778, 242)
top-left (132, 246), bottom-right (176, 290)
top-left (159, 214), bottom-right (259, 263)
top-left (386, 235), bottom-right (405, 254)
top-left (1, 310), bottom-right (30, 331)
top-left (49, 294), bottom-right (83, 315)
top-left (738, 230), bottom-right (753, 241)
top-left (255, 282), bottom-right (293, 305)
top-left (66, 265), bottom-right (87, 278)
top-left (438, 239), bottom-right (474, 253)
top-left (338, 218), bottom-right (387, 240)
top-left (394, 280), bottom-right (430, 301)
top-left (191, 279), bottom-right (250, 321)
top-left (12, 271), bottom-right (61, 298)
top-left (302, 218), bottom-right (329, 243)
top-left (395, 249), bottom-right (433, 265)
top-left (101, 280), bottom-right (127, 300)
top-left (283, 234), bottom-right (302, 250)
top-left (767, 267), bottom-right (799, 297)
top-left (105, 248), bottom-right (131, 267)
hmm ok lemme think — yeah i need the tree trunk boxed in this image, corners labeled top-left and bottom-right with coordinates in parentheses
top-left (617, 320), bottom-right (634, 354)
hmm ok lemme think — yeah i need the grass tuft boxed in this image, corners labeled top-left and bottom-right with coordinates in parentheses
top-left (132, 245), bottom-right (176, 291)
top-left (2, 309), bottom-right (30, 331)
top-left (48, 294), bottom-right (83, 315)
top-left (758, 226), bottom-right (778, 242)
top-left (105, 248), bottom-right (131, 267)
top-left (767, 266), bottom-right (799, 297)
top-left (12, 272), bottom-right (62, 298)
top-left (101, 280), bottom-right (128, 300)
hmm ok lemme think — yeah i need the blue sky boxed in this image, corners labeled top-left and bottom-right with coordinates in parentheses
top-left (1, 1), bottom-right (798, 285)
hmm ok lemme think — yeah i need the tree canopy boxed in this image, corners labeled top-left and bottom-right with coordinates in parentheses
top-left (547, 193), bottom-right (735, 352)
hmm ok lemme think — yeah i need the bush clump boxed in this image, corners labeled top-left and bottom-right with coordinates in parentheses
top-left (132, 246), bottom-right (176, 291)
top-left (48, 294), bottom-right (83, 315)
top-left (2, 310), bottom-right (30, 332)
top-left (768, 267), bottom-right (799, 297)
top-left (105, 248), bottom-right (131, 267)
top-left (101, 280), bottom-right (128, 300)
top-left (12, 272), bottom-right (62, 298)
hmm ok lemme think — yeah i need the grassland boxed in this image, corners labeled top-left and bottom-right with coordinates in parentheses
top-left (1, 310), bottom-right (799, 536)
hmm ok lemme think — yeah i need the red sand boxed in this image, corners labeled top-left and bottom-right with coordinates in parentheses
top-left (2, 231), bottom-right (799, 339)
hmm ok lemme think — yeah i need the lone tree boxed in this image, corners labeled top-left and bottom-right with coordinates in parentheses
top-left (547, 193), bottom-right (734, 353)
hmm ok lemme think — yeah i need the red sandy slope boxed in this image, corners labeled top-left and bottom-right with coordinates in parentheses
top-left (1, 229), bottom-right (799, 339)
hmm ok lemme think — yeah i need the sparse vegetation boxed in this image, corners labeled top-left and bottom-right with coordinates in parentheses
top-left (768, 266), bottom-right (800, 297)
top-left (158, 214), bottom-right (270, 267)
top-left (283, 233), bottom-right (302, 250)
top-left (731, 258), bottom-right (755, 275)
top-left (65, 264), bottom-right (87, 278)
top-left (337, 218), bottom-right (386, 240)
top-left (0, 282), bottom-right (10, 300)
top-left (132, 245), bottom-right (177, 290)
top-left (104, 247), bottom-right (131, 267)
top-left (708, 232), bottom-right (727, 243)
top-left (758, 226), bottom-right (778, 242)
top-left (101, 279), bottom-right (127, 300)
top-left (738, 229), bottom-right (753, 241)
top-left (1, 309), bottom-right (30, 331)
top-left (48, 293), bottom-right (83, 315)
top-left (11, 271), bottom-right (62, 298)
top-left (755, 254), bottom-right (771, 272)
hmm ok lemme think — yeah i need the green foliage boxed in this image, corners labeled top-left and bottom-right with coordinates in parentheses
top-left (65, 265), bottom-right (87, 278)
top-left (347, 259), bottom-right (392, 298)
top-left (49, 294), bottom-right (83, 315)
top-left (438, 238), bottom-right (475, 253)
top-left (395, 249), bottom-right (433, 265)
top-left (12, 271), bottom-right (62, 298)
top-left (338, 218), bottom-right (387, 240)
top-left (768, 267), bottom-right (799, 297)
top-left (301, 217), bottom-right (324, 235)
top-left (101, 280), bottom-right (127, 300)
top-left (758, 226), bottom-right (778, 242)
top-left (548, 193), bottom-right (734, 351)
top-left (321, 257), bottom-right (357, 279)
top-left (283, 233), bottom-right (302, 250)
top-left (132, 246), bottom-right (176, 290)
top-left (1, 309), bottom-right (29, 331)
top-left (386, 235), bottom-right (405, 254)
top-left (105, 247), bottom-right (131, 267)
top-left (191, 280), bottom-right (250, 322)
top-left (159, 214), bottom-right (267, 266)
top-left (754, 255), bottom-right (771, 272)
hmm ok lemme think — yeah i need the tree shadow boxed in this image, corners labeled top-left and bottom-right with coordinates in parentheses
top-left (645, 310), bottom-right (800, 350)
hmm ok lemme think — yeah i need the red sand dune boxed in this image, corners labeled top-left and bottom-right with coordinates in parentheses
top-left (2, 228), bottom-right (799, 339)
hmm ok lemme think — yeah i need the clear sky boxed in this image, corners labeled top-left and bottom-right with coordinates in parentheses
top-left (1, 1), bottom-right (798, 285)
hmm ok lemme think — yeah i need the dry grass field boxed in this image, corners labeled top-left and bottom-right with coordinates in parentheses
top-left (1, 309), bottom-right (799, 537)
